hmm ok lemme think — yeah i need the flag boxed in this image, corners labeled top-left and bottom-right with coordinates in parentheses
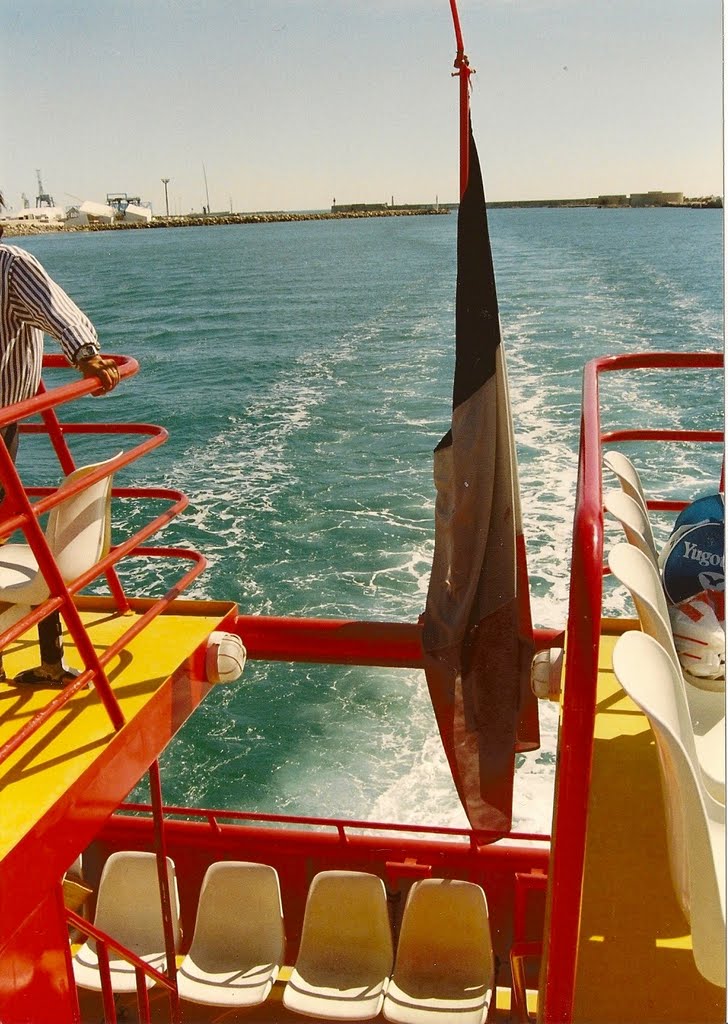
top-left (423, 123), bottom-right (539, 834)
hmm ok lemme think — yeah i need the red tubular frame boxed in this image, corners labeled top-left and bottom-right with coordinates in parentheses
top-left (541, 351), bottom-right (723, 1024)
top-left (65, 907), bottom-right (178, 1017)
top-left (0, 356), bottom-right (207, 769)
top-left (231, 614), bottom-right (560, 668)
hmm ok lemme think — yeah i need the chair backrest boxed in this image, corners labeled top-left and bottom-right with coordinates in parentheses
top-left (297, 870), bottom-right (393, 975)
top-left (394, 878), bottom-right (493, 985)
top-left (188, 861), bottom-right (284, 965)
top-left (93, 851), bottom-right (181, 955)
top-left (603, 450), bottom-right (649, 512)
top-left (612, 631), bottom-right (726, 988)
top-left (608, 544), bottom-right (697, 754)
top-left (45, 455), bottom-right (116, 585)
top-left (604, 489), bottom-right (658, 567)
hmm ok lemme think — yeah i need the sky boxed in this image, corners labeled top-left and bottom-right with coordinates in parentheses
top-left (1, 0), bottom-right (723, 215)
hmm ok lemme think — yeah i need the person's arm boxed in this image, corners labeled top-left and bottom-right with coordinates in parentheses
top-left (9, 249), bottom-right (119, 392)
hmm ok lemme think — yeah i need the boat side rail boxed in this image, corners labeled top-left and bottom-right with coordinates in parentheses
top-left (541, 350), bottom-right (724, 1024)
top-left (0, 355), bottom-right (207, 767)
top-left (65, 906), bottom-right (179, 1024)
top-left (117, 800), bottom-right (551, 849)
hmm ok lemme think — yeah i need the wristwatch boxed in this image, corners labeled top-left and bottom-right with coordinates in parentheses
top-left (73, 343), bottom-right (99, 365)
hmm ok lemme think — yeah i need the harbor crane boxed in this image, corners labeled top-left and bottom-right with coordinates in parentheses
top-left (35, 170), bottom-right (55, 208)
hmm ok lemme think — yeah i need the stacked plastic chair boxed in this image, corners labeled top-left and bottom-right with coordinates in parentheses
top-left (605, 451), bottom-right (725, 987)
top-left (612, 632), bottom-right (725, 988)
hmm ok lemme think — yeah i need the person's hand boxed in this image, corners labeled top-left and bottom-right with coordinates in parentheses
top-left (77, 354), bottom-right (120, 394)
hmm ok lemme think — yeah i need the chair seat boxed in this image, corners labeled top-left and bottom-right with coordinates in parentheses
top-left (383, 975), bottom-right (491, 1024)
top-left (177, 955), bottom-right (279, 1007)
top-left (691, 710), bottom-right (725, 804)
top-left (72, 942), bottom-right (168, 992)
top-left (284, 966), bottom-right (388, 1020)
top-left (685, 683), bottom-right (725, 804)
top-left (0, 544), bottom-right (47, 605)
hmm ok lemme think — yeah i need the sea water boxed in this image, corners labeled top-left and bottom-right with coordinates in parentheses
top-left (16, 208), bottom-right (723, 831)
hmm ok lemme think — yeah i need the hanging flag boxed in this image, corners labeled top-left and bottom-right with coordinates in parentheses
top-left (423, 122), bottom-right (539, 834)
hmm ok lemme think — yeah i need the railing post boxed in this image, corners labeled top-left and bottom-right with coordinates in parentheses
top-left (148, 759), bottom-right (181, 1024)
top-left (96, 942), bottom-right (118, 1024)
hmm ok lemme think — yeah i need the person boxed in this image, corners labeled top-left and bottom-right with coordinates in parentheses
top-left (0, 191), bottom-right (120, 684)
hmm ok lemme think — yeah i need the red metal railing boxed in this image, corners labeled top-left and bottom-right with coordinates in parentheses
top-left (541, 351), bottom-right (723, 1024)
top-left (117, 800), bottom-right (551, 847)
top-left (0, 355), bottom-right (207, 766)
top-left (65, 907), bottom-right (178, 1024)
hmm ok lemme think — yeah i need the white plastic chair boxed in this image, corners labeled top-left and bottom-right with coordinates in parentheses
top-left (283, 870), bottom-right (394, 1021)
top-left (73, 851), bottom-right (181, 993)
top-left (604, 489), bottom-right (658, 567)
top-left (177, 861), bottom-right (284, 1007)
top-left (603, 450), bottom-right (649, 514)
top-left (0, 456), bottom-right (115, 607)
top-left (382, 878), bottom-right (494, 1024)
top-left (612, 631), bottom-right (726, 988)
top-left (608, 543), bottom-right (725, 805)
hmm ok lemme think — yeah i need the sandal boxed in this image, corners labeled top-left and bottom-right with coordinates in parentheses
top-left (14, 666), bottom-right (82, 688)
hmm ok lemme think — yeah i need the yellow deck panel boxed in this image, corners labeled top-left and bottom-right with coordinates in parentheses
top-left (0, 601), bottom-right (234, 862)
top-left (572, 624), bottom-right (725, 1023)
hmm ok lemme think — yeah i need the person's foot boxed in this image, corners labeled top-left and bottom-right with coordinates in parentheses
top-left (14, 663), bottom-right (82, 687)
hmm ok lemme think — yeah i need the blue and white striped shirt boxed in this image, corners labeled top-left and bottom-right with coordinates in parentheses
top-left (0, 244), bottom-right (100, 408)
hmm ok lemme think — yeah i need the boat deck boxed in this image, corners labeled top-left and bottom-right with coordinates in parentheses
top-left (0, 598), bottom-right (236, 866)
top-left (76, 973), bottom-right (537, 1024)
top-left (572, 620), bottom-right (725, 1023)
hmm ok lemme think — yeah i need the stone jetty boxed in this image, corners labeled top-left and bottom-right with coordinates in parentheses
top-left (1, 207), bottom-right (450, 238)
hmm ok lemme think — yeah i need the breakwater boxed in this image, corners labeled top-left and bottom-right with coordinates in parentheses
top-left (1, 207), bottom-right (450, 238)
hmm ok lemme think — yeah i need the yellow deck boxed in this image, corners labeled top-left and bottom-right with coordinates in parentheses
top-left (572, 622), bottom-right (725, 1023)
top-left (0, 599), bottom-right (234, 862)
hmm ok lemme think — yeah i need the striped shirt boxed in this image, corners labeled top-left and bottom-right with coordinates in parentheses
top-left (0, 244), bottom-right (99, 408)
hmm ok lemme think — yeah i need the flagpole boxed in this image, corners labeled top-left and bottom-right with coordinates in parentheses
top-left (449, 0), bottom-right (473, 198)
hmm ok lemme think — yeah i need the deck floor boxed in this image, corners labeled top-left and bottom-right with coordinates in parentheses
top-left (572, 623), bottom-right (725, 1023)
top-left (0, 601), bottom-right (233, 862)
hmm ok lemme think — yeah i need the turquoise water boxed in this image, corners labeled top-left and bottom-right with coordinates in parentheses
top-left (17, 209), bottom-right (723, 830)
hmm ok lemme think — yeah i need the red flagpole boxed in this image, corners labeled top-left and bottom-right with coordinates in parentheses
top-left (449, 0), bottom-right (473, 197)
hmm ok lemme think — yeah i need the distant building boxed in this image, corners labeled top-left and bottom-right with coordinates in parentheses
top-left (597, 195), bottom-right (628, 207)
top-left (7, 206), bottom-right (66, 225)
top-left (629, 191), bottom-right (684, 207)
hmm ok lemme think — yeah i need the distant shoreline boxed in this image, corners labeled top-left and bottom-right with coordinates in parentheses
top-left (488, 197), bottom-right (721, 210)
top-left (0, 199), bottom-right (720, 238)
